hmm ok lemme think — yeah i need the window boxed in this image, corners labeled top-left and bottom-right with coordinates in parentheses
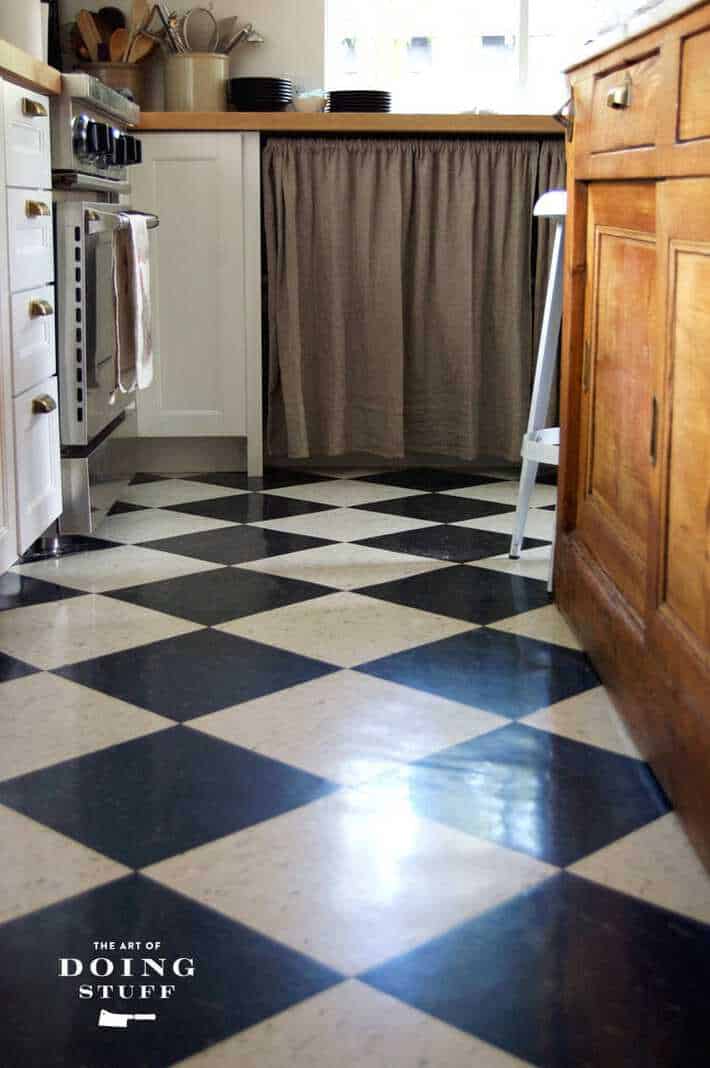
top-left (325, 1), bottom-right (645, 114)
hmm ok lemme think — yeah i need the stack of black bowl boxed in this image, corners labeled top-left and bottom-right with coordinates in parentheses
top-left (229, 77), bottom-right (294, 112)
top-left (328, 90), bottom-right (392, 113)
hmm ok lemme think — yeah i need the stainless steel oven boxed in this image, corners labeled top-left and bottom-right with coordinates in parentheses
top-left (49, 74), bottom-right (158, 535)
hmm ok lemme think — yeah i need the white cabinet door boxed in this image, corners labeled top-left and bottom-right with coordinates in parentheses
top-left (129, 132), bottom-right (252, 438)
top-left (0, 80), bottom-right (18, 573)
top-left (13, 375), bottom-right (62, 554)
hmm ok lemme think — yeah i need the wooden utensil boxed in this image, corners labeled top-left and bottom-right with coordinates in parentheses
top-left (77, 9), bottom-right (102, 62)
top-left (70, 22), bottom-right (90, 61)
top-left (127, 33), bottom-right (156, 63)
top-left (131, 0), bottom-right (151, 33)
top-left (109, 27), bottom-right (129, 62)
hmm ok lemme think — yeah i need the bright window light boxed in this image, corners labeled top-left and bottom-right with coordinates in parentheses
top-left (325, 1), bottom-right (649, 114)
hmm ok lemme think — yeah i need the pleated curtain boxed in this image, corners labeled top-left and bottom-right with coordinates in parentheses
top-left (262, 135), bottom-right (566, 462)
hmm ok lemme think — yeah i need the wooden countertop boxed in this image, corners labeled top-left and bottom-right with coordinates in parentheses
top-left (0, 38), bottom-right (61, 95)
top-left (139, 112), bottom-right (562, 135)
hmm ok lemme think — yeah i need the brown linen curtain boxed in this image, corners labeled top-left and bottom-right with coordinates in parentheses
top-left (263, 135), bottom-right (566, 462)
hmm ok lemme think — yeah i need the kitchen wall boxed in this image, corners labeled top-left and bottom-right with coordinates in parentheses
top-left (58, 0), bottom-right (326, 91)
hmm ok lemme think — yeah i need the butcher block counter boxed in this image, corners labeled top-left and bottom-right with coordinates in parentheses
top-left (0, 39), bottom-right (60, 95)
top-left (138, 112), bottom-right (561, 135)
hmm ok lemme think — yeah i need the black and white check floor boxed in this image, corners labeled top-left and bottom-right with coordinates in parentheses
top-left (1, 466), bottom-right (709, 1067)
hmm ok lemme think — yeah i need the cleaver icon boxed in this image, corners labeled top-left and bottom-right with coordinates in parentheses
top-left (98, 1009), bottom-right (157, 1028)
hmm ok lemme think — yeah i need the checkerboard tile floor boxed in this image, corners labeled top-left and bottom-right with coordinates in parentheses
top-left (1, 466), bottom-right (708, 1067)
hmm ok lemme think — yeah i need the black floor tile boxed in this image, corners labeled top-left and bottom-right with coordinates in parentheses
top-left (55, 628), bottom-right (338, 719)
top-left (166, 493), bottom-right (333, 524)
top-left (107, 500), bottom-right (149, 517)
top-left (359, 628), bottom-right (600, 715)
top-left (362, 722), bottom-right (669, 866)
top-left (108, 567), bottom-right (330, 626)
top-left (356, 468), bottom-right (502, 492)
top-left (0, 874), bottom-right (342, 1067)
top-left (363, 873), bottom-right (710, 1068)
top-left (0, 729), bottom-right (338, 868)
top-left (141, 525), bottom-right (334, 566)
top-left (0, 573), bottom-right (83, 611)
top-left (359, 566), bottom-right (551, 625)
top-left (356, 494), bottom-right (516, 524)
top-left (0, 651), bottom-right (38, 683)
top-left (130, 473), bottom-right (169, 485)
top-left (189, 467), bottom-right (336, 491)
top-left (358, 525), bottom-right (548, 563)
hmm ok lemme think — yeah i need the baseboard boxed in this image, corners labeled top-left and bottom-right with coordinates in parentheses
top-left (94, 437), bottom-right (248, 478)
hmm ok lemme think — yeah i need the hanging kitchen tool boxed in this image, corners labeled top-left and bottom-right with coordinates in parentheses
top-left (77, 9), bottom-right (102, 62)
top-left (178, 7), bottom-right (220, 53)
top-left (217, 15), bottom-right (239, 52)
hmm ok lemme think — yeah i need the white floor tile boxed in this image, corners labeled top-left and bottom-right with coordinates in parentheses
top-left (238, 542), bottom-right (451, 590)
top-left (95, 509), bottom-right (236, 545)
top-left (145, 789), bottom-right (555, 975)
top-left (173, 980), bottom-right (533, 1067)
top-left (490, 605), bottom-right (582, 649)
top-left (191, 670), bottom-right (504, 787)
top-left (252, 508), bottom-right (437, 543)
top-left (0, 594), bottom-right (200, 670)
top-left (217, 591), bottom-right (474, 668)
top-left (0, 673), bottom-right (171, 781)
top-left (120, 479), bottom-right (247, 508)
top-left (522, 686), bottom-right (642, 758)
top-left (262, 480), bottom-right (423, 508)
top-left (455, 508), bottom-right (555, 542)
top-left (14, 545), bottom-right (221, 593)
top-left (0, 805), bottom-right (129, 924)
top-left (467, 545), bottom-right (552, 584)
top-left (571, 813), bottom-right (710, 925)
top-left (442, 482), bottom-right (558, 508)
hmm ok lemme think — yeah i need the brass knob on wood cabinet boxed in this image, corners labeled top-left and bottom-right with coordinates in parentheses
top-left (607, 77), bottom-right (632, 110)
top-left (32, 394), bottom-right (57, 414)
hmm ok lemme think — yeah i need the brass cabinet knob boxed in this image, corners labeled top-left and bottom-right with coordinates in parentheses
top-left (29, 298), bottom-right (54, 318)
top-left (32, 394), bottom-right (57, 414)
top-left (607, 77), bottom-right (632, 110)
top-left (26, 200), bottom-right (51, 218)
top-left (22, 97), bottom-right (48, 118)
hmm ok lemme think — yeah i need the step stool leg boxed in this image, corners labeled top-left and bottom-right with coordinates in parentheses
top-left (510, 457), bottom-right (539, 558)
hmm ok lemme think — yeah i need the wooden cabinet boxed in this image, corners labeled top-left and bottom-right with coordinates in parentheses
top-left (128, 131), bottom-right (263, 475)
top-left (560, 5), bottom-right (710, 869)
top-left (578, 183), bottom-right (656, 617)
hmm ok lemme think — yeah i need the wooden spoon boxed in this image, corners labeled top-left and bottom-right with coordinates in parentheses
top-left (132, 0), bottom-right (151, 33)
top-left (77, 9), bottom-right (102, 63)
top-left (109, 27), bottom-right (129, 62)
top-left (126, 33), bottom-right (156, 63)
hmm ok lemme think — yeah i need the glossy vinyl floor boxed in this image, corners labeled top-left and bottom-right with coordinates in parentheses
top-left (1, 466), bottom-right (709, 1067)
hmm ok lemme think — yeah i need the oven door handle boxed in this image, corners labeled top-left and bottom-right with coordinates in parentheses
top-left (85, 208), bottom-right (160, 236)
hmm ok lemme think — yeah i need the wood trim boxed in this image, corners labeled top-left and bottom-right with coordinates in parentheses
top-left (0, 39), bottom-right (61, 96)
top-left (139, 112), bottom-right (563, 135)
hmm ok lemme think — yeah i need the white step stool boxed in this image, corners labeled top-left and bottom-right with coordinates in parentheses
top-left (509, 189), bottom-right (567, 591)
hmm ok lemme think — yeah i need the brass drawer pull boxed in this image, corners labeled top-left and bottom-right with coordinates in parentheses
top-left (29, 298), bottom-right (54, 318)
top-left (32, 394), bottom-right (57, 415)
top-left (22, 97), bottom-right (48, 118)
top-left (26, 200), bottom-right (50, 218)
top-left (607, 76), bottom-right (632, 110)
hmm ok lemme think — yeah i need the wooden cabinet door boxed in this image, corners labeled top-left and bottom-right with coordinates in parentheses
top-left (576, 183), bottom-right (657, 618)
top-left (649, 179), bottom-right (710, 715)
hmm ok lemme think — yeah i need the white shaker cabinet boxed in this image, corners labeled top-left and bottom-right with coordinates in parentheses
top-left (129, 132), bottom-right (263, 475)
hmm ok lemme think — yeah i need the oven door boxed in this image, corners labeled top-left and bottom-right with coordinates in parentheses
top-left (56, 199), bottom-right (158, 448)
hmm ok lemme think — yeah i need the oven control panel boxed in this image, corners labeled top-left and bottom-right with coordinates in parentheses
top-left (72, 116), bottom-right (142, 170)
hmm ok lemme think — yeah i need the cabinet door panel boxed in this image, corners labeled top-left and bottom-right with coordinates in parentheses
top-left (577, 183), bottom-right (656, 616)
top-left (651, 179), bottom-right (710, 704)
top-left (129, 133), bottom-right (247, 437)
top-left (13, 375), bottom-right (62, 553)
